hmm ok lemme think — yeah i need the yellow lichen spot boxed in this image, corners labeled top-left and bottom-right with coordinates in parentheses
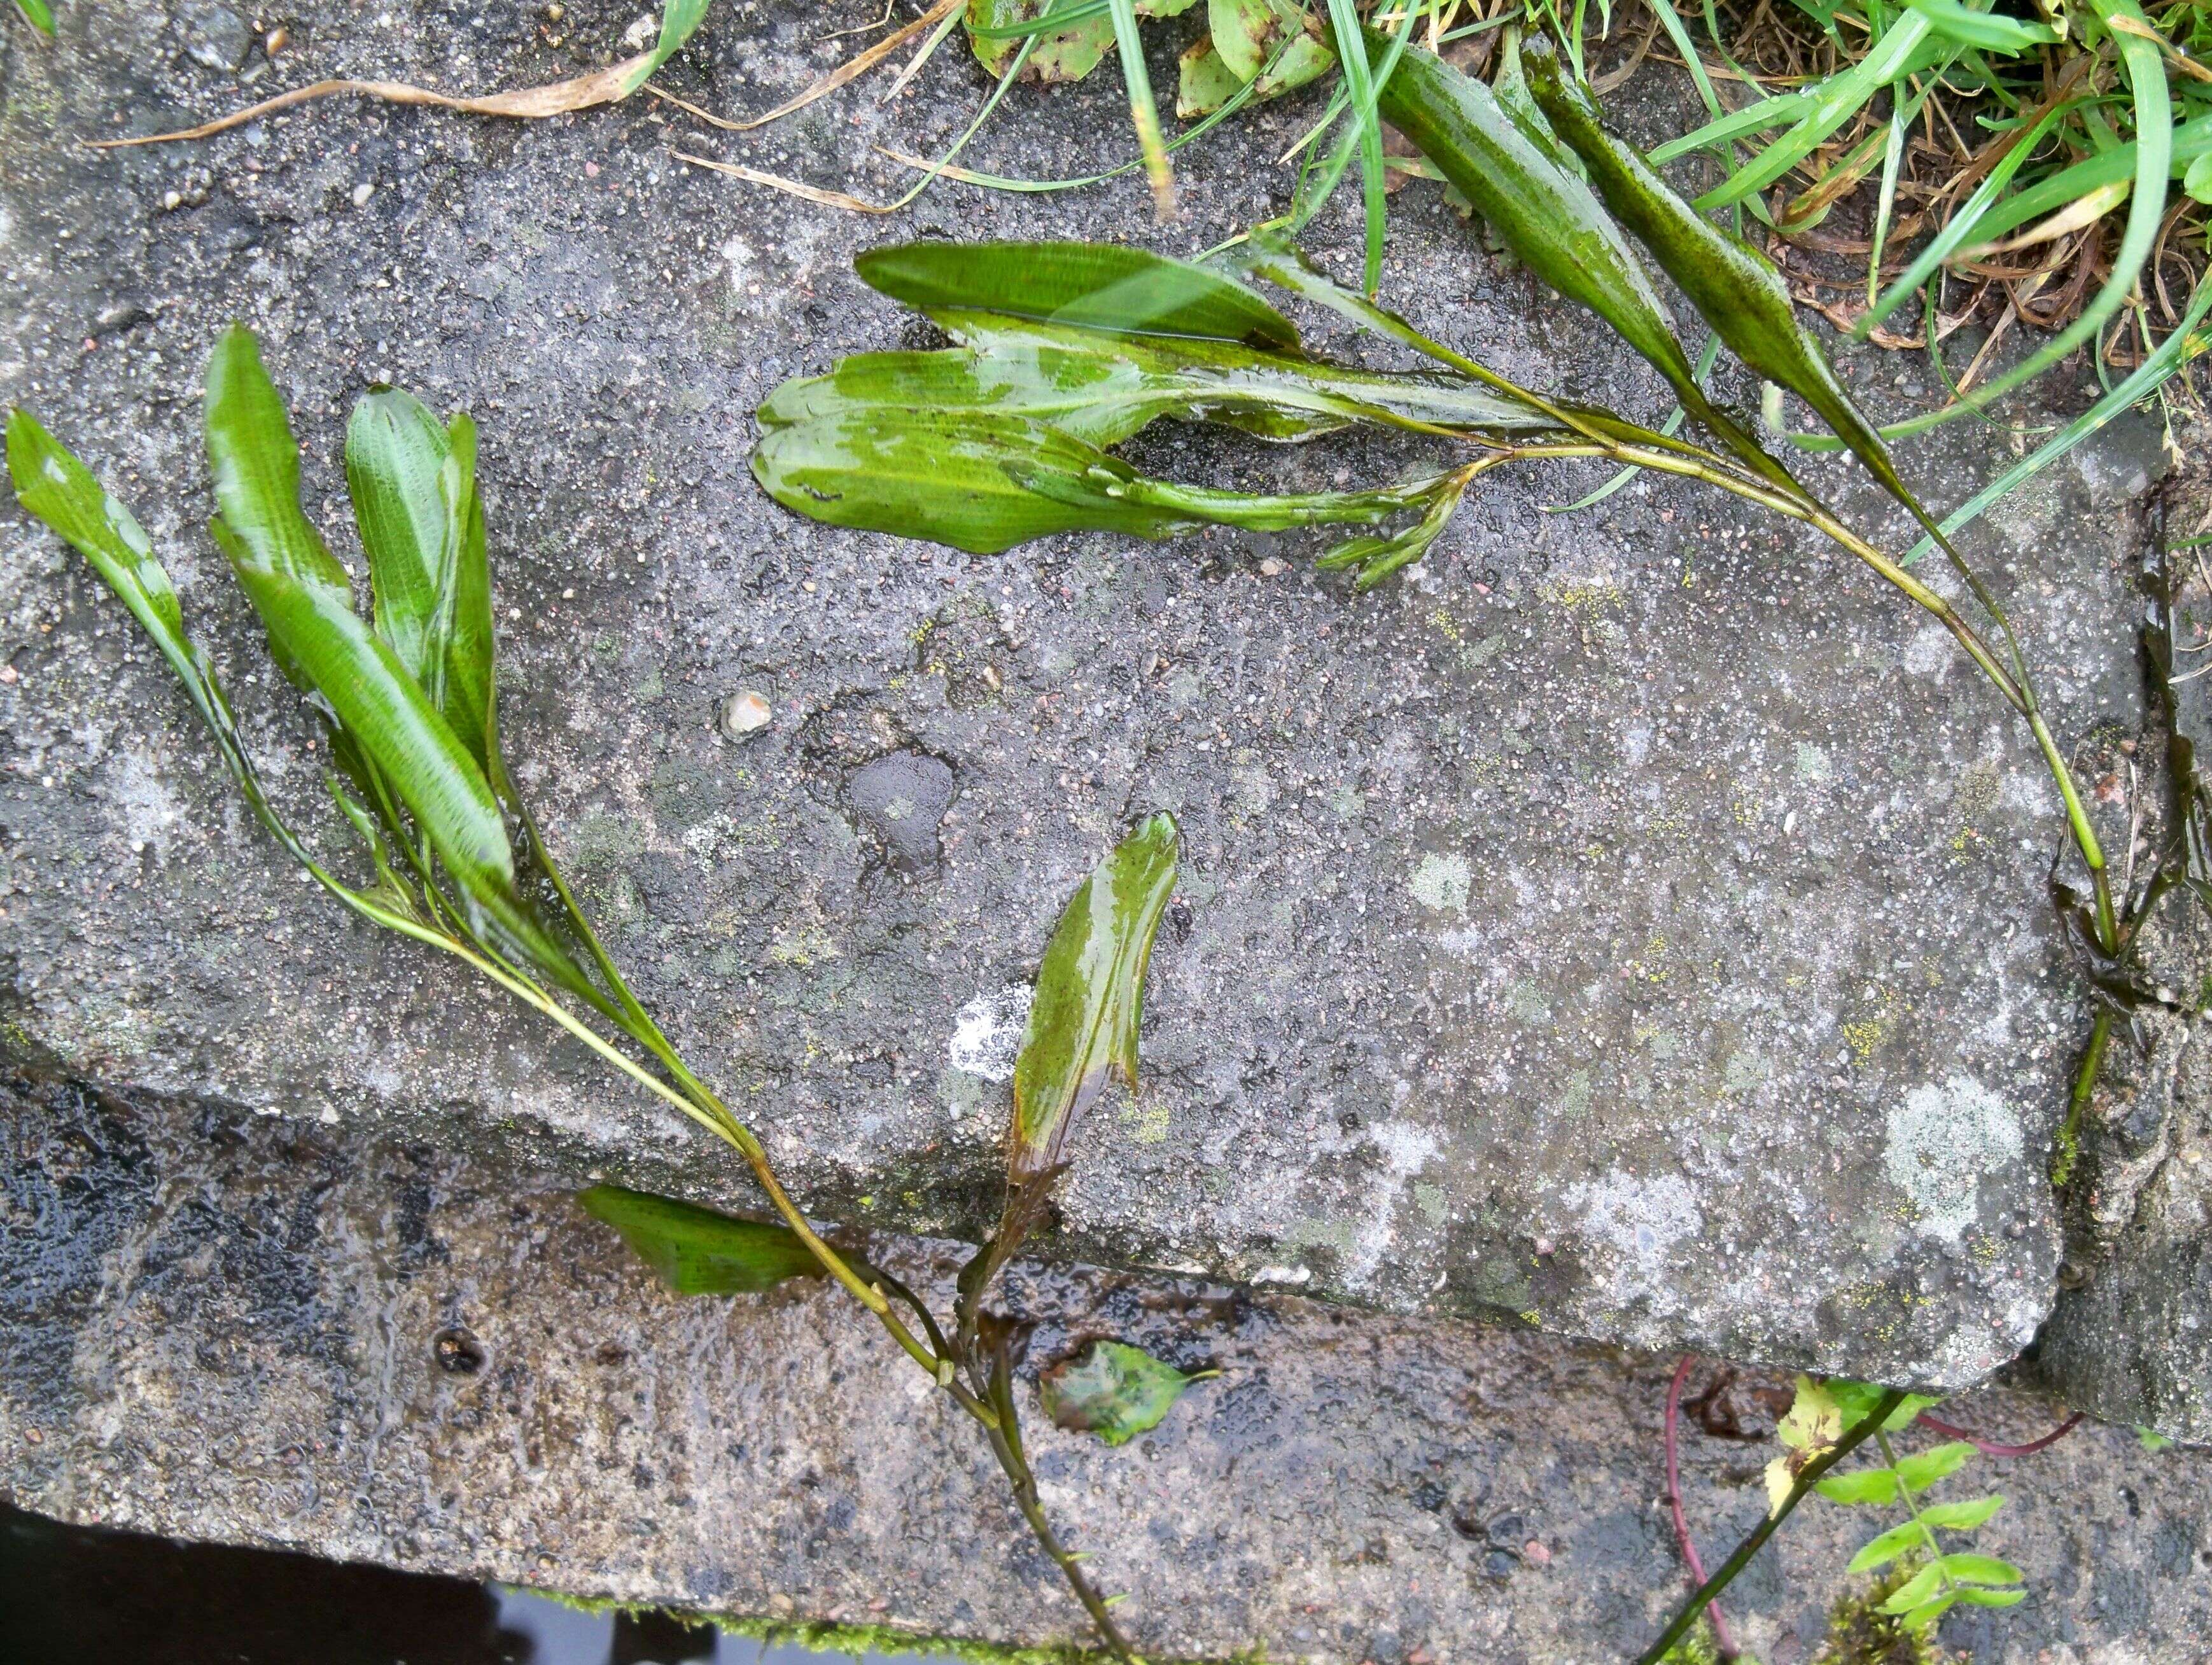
top-left (1123, 1100), bottom-right (1172, 1146)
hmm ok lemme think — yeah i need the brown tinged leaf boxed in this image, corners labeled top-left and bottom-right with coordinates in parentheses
top-left (1040, 1339), bottom-right (1214, 1445)
top-left (86, 53), bottom-right (655, 150)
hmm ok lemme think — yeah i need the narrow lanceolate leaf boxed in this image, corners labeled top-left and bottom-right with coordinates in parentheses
top-left (345, 389), bottom-right (497, 772)
top-left (13, 0), bottom-right (56, 37)
top-left (753, 409), bottom-right (1435, 555)
top-left (617, 0), bottom-right (713, 95)
top-left (1359, 29), bottom-right (1776, 488)
top-left (759, 324), bottom-right (1558, 449)
top-left (1011, 813), bottom-right (1179, 1184)
top-left (855, 239), bottom-right (1300, 349)
top-left (1039, 1339), bottom-right (1208, 1445)
top-left (578, 1185), bottom-right (822, 1295)
top-left (202, 328), bottom-right (524, 940)
top-left (1523, 38), bottom-right (1952, 526)
top-left (4, 408), bottom-right (312, 866)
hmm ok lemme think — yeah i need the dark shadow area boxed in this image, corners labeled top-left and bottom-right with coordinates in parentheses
top-left (0, 1500), bottom-right (913, 1664)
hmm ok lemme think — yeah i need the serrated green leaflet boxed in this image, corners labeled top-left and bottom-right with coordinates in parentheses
top-left (1918, 1493), bottom-right (2006, 1531)
top-left (855, 239), bottom-right (1299, 347)
top-left (346, 389), bottom-right (496, 773)
top-left (1940, 1551), bottom-right (2024, 1587)
top-left (1847, 1518), bottom-right (1931, 1574)
top-left (1011, 814), bottom-right (1179, 1184)
top-left (1814, 1467), bottom-right (1901, 1506)
top-left (1894, 1440), bottom-right (1977, 1492)
top-left (1039, 1339), bottom-right (1208, 1446)
top-left (578, 1185), bottom-right (822, 1295)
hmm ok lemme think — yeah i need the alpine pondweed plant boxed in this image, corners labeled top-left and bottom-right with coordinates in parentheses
top-left (4, 333), bottom-right (1183, 1660)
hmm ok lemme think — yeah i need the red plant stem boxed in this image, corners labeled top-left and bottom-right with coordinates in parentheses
top-left (1665, 1356), bottom-right (1739, 1660)
top-left (1915, 1409), bottom-right (2085, 1457)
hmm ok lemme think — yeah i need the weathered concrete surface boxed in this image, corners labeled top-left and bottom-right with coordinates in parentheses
top-left (0, 1), bottom-right (2173, 1386)
top-left (5, 1075), bottom-right (2209, 1663)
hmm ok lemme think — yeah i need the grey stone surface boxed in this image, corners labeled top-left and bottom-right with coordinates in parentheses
top-left (0, 1), bottom-right (2173, 1387)
top-left (6, 1074), bottom-right (2210, 1663)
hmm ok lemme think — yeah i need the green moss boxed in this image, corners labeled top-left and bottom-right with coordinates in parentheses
top-left (1814, 1562), bottom-right (1950, 1665)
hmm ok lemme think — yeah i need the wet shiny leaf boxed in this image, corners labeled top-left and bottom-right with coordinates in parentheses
top-left (1039, 1339), bottom-right (1207, 1444)
top-left (203, 328), bottom-right (561, 965)
top-left (855, 239), bottom-right (1301, 347)
top-left (760, 322), bottom-right (1557, 449)
top-left (4, 408), bottom-right (316, 867)
top-left (1525, 39), bottom-right (1942, 517)
top-left (752, 407), bottom-right (1439, 555)
top-left (1369, 29), bottom-right (1787, 492)
top-left (1011, 814), bottom-right (1179, 1184)
top-left (578, 1185), bottom-right (822, 1295)
top-left (345, 388), bottom-right (496, 772)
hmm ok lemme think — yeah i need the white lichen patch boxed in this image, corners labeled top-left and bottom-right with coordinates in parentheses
top-left (106, 748), bottom-right (182, 859)
top-left (1561, 1169), bottom-right (1702, 1307)
top-left (948, 984), bottom-right (1033, 1083)
top-left (1409, 853), bottom-right (1471, 916)
top-left (1883, 1075), bottom-right (2021, 1245)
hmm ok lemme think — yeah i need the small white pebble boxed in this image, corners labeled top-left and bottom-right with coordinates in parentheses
top-left (721, 690), bottom-right (773, 738)
top-left (351, 182), bottom-right (375, 207)
top-left (1257, 557), bottom-right (1285, 577)
top-left (161, 190), bottom-right (183, 211)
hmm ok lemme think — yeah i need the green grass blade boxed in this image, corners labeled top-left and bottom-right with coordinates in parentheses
top-left (1859, 94), bottom-right (2080, 335)
top-left (11, 0), bottom-right (55, 36)
top-left (4, 407), bottom-right (312, 867)
top-left (1892, 0), bottom-right (2173, 424)
top-left (969, 0), bottom-right (1111, 38)
top-left (1648, 89), bottom-right (1816, 165)
top-left (1905, 0), bottom-right (2059, 52)
top-left (1693, 12), bottom-right (1941, 209)
top-left (1324, 0), bottom-right (1389, 293)
top-left (1105, 0), bottom-right (1175, 216)
top-left (1903, 275), bottom-right (2212, 561)
top-left (618, 0), bottom-right (713, 95)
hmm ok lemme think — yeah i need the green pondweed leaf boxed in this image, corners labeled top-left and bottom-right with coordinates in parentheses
top-left (204, 327), bottom-right (584, 980)
top-left (857, 239), bottom-right (1300, 349)
top-left (967, 0), bottom-right (1110, 81)
top-left (3, 408), bottom-right (315, 870)
top-left (1179, 6), bottom-right (1331, 118)
top-left (345, 389), bottom-right (496, 772)
top-left (752, 408), bottom-right (1445, 555)
top-left (1361, 29), bottom-right (1763, 478)
top-left (1011, 813), bottom-right (1180, 1187)
top-left (12, 0), bottom-right (55, 36)
top-left (1039, 1339), bottom-right (1212, 1445)
top-left (765, 314), bottom-right (1560, 448)
top-left (578, 1184), bottom-right (822, 1295)
top-left (1893, 1440), bottom-right (1978, 1493)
